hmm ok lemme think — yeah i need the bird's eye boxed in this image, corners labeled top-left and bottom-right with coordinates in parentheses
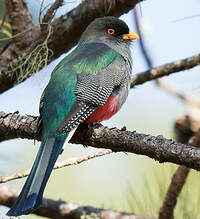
top-left (107, 28), bottom-right (115, 35)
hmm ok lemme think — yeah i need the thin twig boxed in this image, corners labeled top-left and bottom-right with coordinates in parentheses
top-left (132, 6), bottom-right (200, 104)
top-left (135, 4), bottom-right (199, 107)
top-left (0, 8), bottom-right (8, 28)
top-left (42, 0), bottom-right (64, 27)
top-left (156, 79), bottom-right (200, 107)
top-left (0, 149), bottom-right (112, 183)
top-left (133, 7), bottom-right (153, 68)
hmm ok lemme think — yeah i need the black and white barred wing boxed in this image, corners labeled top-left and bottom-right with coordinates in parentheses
top-left (57, 59), bottom-right (126, 134)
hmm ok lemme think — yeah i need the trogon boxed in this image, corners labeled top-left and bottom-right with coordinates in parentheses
top-left (7, 16), bottom-right (139, 216)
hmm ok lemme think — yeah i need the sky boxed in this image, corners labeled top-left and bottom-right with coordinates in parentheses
top-left (0, 0), bottom-right (200, 217)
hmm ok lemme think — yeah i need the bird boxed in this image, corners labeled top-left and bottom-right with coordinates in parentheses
top-left (7, 16), bottom-right (139, 216)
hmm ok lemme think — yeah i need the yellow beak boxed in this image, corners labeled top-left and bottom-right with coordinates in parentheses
top-left (122, 31), bottom-right (139, 40)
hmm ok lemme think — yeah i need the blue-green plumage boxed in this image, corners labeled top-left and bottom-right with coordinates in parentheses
top-left (42, 42), bottom-right (121, 138)
top-left (7, 17), bottom-right (136, 216)
top-left (7, 136), bottom-right (66, 216)
top-left (7, 42), bottom-right (125, 216)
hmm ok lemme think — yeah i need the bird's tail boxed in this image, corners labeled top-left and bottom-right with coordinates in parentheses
top-left (7, 135), bottom-right (67, 216)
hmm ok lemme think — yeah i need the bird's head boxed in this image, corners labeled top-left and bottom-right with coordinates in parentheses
top-left (80, 17), bottom-right (139, 45)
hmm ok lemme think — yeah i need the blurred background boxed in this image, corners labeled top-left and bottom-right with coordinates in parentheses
top-left (1, 0), bottom-right (200, 218)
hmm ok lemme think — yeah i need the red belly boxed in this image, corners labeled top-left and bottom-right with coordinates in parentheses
top-left (85, 94), bottom-right (120, 123)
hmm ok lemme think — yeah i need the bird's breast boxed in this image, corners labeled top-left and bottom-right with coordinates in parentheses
top-left (85, 94), bottom-right (120, 123)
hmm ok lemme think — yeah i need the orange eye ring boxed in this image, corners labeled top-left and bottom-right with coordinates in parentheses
top-left (107, 28), bottom-right (115, 35)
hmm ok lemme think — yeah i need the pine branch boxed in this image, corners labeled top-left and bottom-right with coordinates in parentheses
top-left (1, 111), bottom-right (200, 171)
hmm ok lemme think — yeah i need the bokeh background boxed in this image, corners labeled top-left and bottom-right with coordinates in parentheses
top-left (1, 0), bottom-right (200, 218)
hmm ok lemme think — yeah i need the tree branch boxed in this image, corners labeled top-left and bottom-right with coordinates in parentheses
top-left (1, 111), bottom-right (200, 171)
top-left (133, 10), bottom-right (191, 218)
top-left (0, 111), bottom-right (39, 142)
top-left (0, 0), bottom-right (141, 94)
top-left (1, 0), bottom-right (200, 94)
top-left (158, 115), bottom-right (200, 219)
top-left (1, 0), bottom-right (40, 69)
top-left (155, 79), bottom-right (200, 108)
top-left (158, 129), bottom-right (200, 219)
top-left (158, 166), bottom-right (190, 219)
top-left (130, 53), bottom-right (200, 88)
top-left (0, 185), bottom-right (153, 219)
top-left (42, 0), bottom-right (64, 28)
top-left (133, 7), bottom-right (153, 68)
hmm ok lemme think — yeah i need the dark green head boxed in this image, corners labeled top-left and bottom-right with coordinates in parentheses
top-left (80, 17), bottom-right (139, 44)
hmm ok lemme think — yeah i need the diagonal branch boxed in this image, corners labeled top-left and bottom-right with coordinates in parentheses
top-left (155, 79), bottom-right (200, 108)
top-left (42, 0), bottom-right (64, 28)
top-left (0, 185), bottom-right (154, 219)
top-left (1, 111), bottom-right (200, 171)
top-left (133, 7), bottom-right (153, 68)
top-left (158, 166), bottom-right (190, 219)
top-left (0, 149), bottom-right (112, 183)
top-left (130, 53), bottom-right (200, 88)
top-left (158, 126), bottom-right (200, 219)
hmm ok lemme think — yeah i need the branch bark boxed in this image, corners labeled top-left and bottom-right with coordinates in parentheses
top-left (0, 111), bottom-right (38, 142)
top-left (158, 135), bottom-right (200, 219)
top-left (5, 0), bottom-right (35, 46)
top-left (0, 185), bottom-right (153, 219)
top-left (130, 53), bottom-right (200, 88)
top-left (42, 0), bottom-right (64, 26)
top-left (1, 111), bottom-right (200, 171)
top-left (158, 166), bottom-right (190, 219)
top-left (1, 0), bottom-right (40, 68)
top-left (158, 121), bottom-right (200, 219)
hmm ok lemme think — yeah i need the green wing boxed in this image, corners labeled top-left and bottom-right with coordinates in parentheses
top-left (41, 42), bottom-right (125, 138)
